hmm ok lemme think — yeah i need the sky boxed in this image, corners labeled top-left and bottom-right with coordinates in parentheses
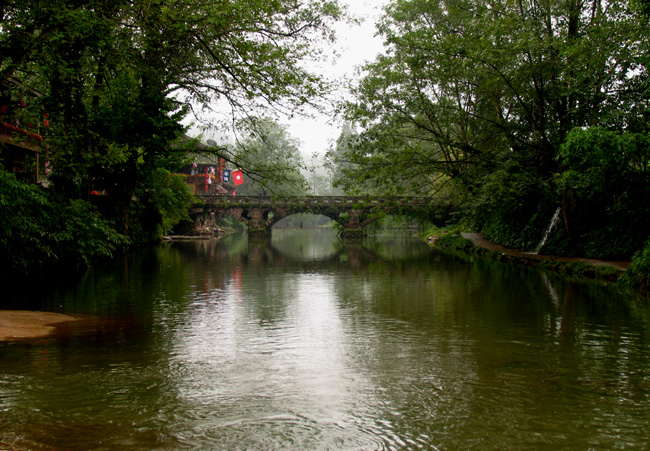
top-left (286, 0), bottom-right (388, 158)
top-left (190, 0), bottom-right (389, 160)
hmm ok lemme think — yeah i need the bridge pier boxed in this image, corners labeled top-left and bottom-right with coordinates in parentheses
top-left (249, 207), bottom-right (265, 229)
top-left (337, 209), bottom-right (365, 239)
top-left (189, 195), bottom-right (443, 237)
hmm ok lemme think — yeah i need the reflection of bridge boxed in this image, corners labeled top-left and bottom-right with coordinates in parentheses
top-left (190, 195), bottom-right (449, 238)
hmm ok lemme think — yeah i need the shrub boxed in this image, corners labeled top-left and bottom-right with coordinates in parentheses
top-left (619, 241), bottom-right (650, 292)
top-left (464, 166), bottom-right (557, 251)
top-left (556, 127), bottom-right (650, 259)
top-left (0, 169), bottom-right (128, 275)
top-left (129, 168), bottom-right (195, 242)
top-left (436, 232), bottom-right (475, 252)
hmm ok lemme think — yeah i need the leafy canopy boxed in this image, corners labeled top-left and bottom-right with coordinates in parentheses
top-left (334, 0), bottom-right (649, 197)
top-left (1, 0), bottom-right (342, 236)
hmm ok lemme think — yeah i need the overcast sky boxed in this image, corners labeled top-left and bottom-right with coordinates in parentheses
top-left (190, 1), bottom-right (389, 159)
top-left (287, 0), bottom-right (388, 158)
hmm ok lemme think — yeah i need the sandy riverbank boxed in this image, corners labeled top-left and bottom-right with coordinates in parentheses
top-left (0, 310), bottom-right (80, 342)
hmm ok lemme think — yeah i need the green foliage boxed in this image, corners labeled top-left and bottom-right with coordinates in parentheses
top-left (331, 0), bottom-right (650, 262)
top-left (0, 0), bottom-right (343, 273)
top-left (619, 241), bottom-right (650, 292)
top-left (228, 117), bottom-right (308, 196)
top-left (0, 170), bottom-right (128, 275)
top-left (330, 220), bottom-right (345, 237)
top-left (423, 224), bottom-right (460, 238)
top-left (62, 199), bottom-right (129, 265)
top-left (435, 231), bottom-right (475, 252)
top-left (557, 128), bottom-right (650, 202)
top-left (438, 234), bottom-right (475, 252)
top-left (1, 0), bottom-right (341, 215)
top-left (463, 165), bottom-right (557, 251)
top-left (132, 169), bottom-right (195, 241)
top-left (216, 215), bottom-right (248, 234)
top-left (555, 127), bottom-right (650, 259)
top-left (341, 0), bottom-right (650, 194)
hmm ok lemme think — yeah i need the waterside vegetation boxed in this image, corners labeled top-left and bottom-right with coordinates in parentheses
top-left (326, 0), bottom-right (650, 293)
top-left (0, 0), bottom-right (341, 279)
top-left (2, 0), bottom-right (650, 293)
top-left (427, 226), bottom-right (641, 294)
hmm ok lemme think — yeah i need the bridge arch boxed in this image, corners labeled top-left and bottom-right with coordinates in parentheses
top-left (189, 195), bottom-right (448, 237)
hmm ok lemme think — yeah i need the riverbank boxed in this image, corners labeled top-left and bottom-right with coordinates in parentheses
top-left (0, 311), bottom-right (80, 342)
top-left (429, 231), bottom-right (629, 283)
top-left (461, 232), bottom-right (630, 271)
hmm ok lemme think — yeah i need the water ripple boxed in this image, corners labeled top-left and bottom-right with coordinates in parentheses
top-left (178, 413), bottom-right (390, 451)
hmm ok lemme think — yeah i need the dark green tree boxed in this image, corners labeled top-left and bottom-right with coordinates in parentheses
top-left (1, 0), bottom-right (342, 239)
top-left (339, 0), bottom-right (650, 251)
top-left (554, 127), bottom-right (650, 259)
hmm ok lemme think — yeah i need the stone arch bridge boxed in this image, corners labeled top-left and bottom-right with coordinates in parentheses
top-left (189, 195), bottom-right (449, 237)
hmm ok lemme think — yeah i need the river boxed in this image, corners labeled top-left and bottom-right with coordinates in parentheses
top-left (1, 229), bottom-right (649, 450)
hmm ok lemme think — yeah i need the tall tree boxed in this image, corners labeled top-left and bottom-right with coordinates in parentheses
top-left (0, 0), bottom-right (342, 235)
top-left (340, 0), bottom-right (649, 193)
top-left (336, 0), bottom-right (650, 250)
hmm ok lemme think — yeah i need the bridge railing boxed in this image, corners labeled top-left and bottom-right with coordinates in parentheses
top-left (195, 195), bottom-right (431, 207)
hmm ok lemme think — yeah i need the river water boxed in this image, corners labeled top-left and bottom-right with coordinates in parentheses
top-left (1, 230), bottom-right (649, 450)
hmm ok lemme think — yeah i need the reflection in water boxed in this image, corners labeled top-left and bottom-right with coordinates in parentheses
top-left (1, 231), bottom-right (649, 450)
top-left (270, 228), bottom-right (342, 260)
